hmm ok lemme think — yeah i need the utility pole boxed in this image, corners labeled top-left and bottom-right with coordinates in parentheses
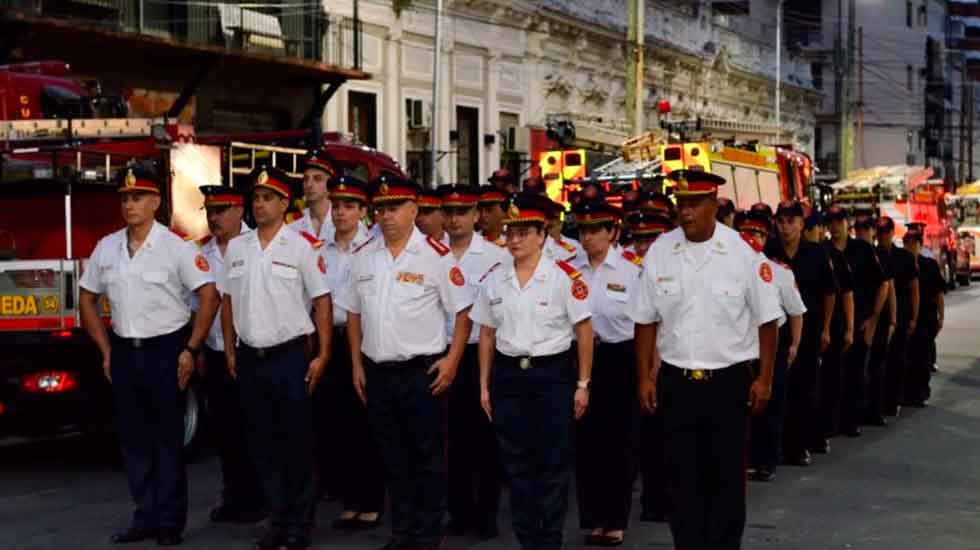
top-left (839, 0), bottom-right (856, 177)
top-left (858, 26), bottom-right (865, 169)
top-left (960, 56), bottom-right (967, 184)
top-left (834, 0), bottom-right (844, 178)
top-left (429, 0), bottom-right (443, 188)
top-left (626, 0), bottom-right (646, 136)
top-left (970, 83), bottom-right (975, 181)
top-left (776, 0), bottom-right (782, 143)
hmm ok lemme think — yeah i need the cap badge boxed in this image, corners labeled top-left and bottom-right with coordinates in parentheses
top-left (379, 182), bottom-right (390, 195)
top-left (125, 169), bottom-right (136, 188)
top-left (338, 183), bottom-right (346, 191)
top-left (676, 176), bottom-right (688, 191)
top-left (257, 170), bottom-right (269, 185)
top-left (508, 203), bottom-right (521, 219)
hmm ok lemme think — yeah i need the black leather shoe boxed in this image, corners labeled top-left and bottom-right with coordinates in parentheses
top-left (786, 451), bottom-right (811, 466)
top-left (883, 406), bottom-right (900, 417)
top-left (156, 531), bottom-right (183, 547)
top-left (841, 425), bottom-right (862, 437)
top-left (810, 440), bottom-right (830, 454)
top-left (111, 527), bottom-right (157, 544)
top-left (752, 469), bottom-right (776, 482)
top-left (639, 510), bottom-right (669, 522)
top-left (866, 414), bottom-right (887, 426)
top-left (255, 529), bottom-right (283, 550)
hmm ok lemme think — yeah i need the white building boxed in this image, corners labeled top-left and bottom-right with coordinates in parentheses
top-left (322, 0), bottom-right (820, 185)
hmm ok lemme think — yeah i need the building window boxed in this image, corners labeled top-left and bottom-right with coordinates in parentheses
top-left (907, 65), bottom-right (913, 92)
top-left (348, 91), bottom-right (377, 149)
top-left (455, 106), bottom-right (480, 185)
top-left (906, 1), bottom-right (913, 28)
top-left (919, 5), bottom-right (927, 28)
top-left (812, 62), bottom-right (824, 91)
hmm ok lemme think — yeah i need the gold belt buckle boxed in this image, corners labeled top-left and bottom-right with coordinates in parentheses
top-left (519, 357), bottom-right (532, 370)
top-left (685, 369), bottom-right (711, 382)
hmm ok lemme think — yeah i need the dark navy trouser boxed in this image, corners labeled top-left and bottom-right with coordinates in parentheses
top-left (110, 327), bottom-right (188, 533)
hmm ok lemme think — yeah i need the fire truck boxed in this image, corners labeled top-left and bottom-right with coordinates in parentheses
top-left (0, 61), bottom-right (404, 450)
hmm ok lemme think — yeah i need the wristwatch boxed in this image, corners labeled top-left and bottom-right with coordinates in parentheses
top-left (576, 379), bottom-right (591, 391)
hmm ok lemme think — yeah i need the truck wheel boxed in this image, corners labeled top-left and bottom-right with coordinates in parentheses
top-left (183, 380), bottom-right (207, 459)
top-left (958, 274), bottom-right (971, 286)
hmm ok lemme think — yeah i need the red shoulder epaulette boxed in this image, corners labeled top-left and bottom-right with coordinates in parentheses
top-left (479, 262), bottom-right (502, 283)
top-left (740, 232), bottom-right (763, 253)
top-left (557, 238), bottom-right (577, 253)
top-left (169, 226), bottom-right (191, 241)
top-left (622, 250), bottom-right (643, 267)
top-left (426, 235), bottom-right (450, 256)
top-left (285, 210), bottom-right (305, 224)
top-left (196, 235), bottom-right (213, 247)
top-left (299, 230), bottom-right (323, 249)
top-left (352, 235), bottom-right (375, 254)
top-left (556, 260), bottom-right (581, 279)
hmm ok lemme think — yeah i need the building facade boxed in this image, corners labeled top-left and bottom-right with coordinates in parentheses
top-left (322, 0), bottom-right (820, 186)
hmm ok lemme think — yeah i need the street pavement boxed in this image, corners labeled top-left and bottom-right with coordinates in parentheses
top-left (4, 285), bottom-right (980, 550)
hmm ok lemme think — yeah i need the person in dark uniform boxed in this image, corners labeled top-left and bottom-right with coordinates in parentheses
top-left (877, 216), bottom-right (920, 418)
top-left (470, 192), bottom-right (594, 550)
top-left (336, 175), bottom-right (475, 550)
top-left (631, 170), bottom-right (781, 550)
top-left (828, 207), bottom-right (889, 437)
top-left (320, 175), bottom-right (385, 531)
top-left (902, 223), bottom-right (945, 407)
top-left (857, 213), bottom-right (896, 426)
top-left (807, 211), bottom-right (855, 451)
top-left (766, 201), bottom-right (837, 467)
top-left (196, 185), bottom-right (266, 524)
top-left (442, 184), bottom-right (509, 540)
top-left (572, 199), bottom-right (642, 547)
top-left (78, 166), bottom-right (220, 547)
top-left (221, 166), bottom-right (333, 550)
top-left (716, 197), bottom-right (736, 227)
top-left (624, 211), bottom-right (672, 259)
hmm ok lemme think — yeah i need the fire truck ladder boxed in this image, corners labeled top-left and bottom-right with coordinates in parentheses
top-left (0, 117), bottom-right (164, 145)
top-left (227, 141), bottom-right (308, 183)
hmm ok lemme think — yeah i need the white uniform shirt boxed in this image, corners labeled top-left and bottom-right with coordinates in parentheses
top-left (195, 222), bottom-right (251, 351)
top-left (288, 207), bottom-right (335, 244)
top-left (544, 235), bottom-right (585, 268)
top-left (323, 223), bottom-right (371, 327)
top-left (628, 224), bottom-right (781, 370)
top-left (771, 258), bottom-right (807, 327)
top-left (80, 221), bottom-right (214, 339)
top-left (335, 227), bottom-right (474, 363)
top-left (579, 248), bottom-right (643, 343)
top-left (470, 257), bottom-right (592, 357)
top-left (220, 224), bottom-right (330, 348)
top-left (449, 233), bottom-right (512, 344)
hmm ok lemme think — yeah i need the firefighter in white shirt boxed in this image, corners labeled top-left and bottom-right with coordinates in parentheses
top-left (287, 150), bottom-right (336, 242)
top-left (624, 211), bottom-right (673, 259)
top-left (629, 170), bottom-right (781, 550)
top-left (571, 198), bottom-right (643, 547)
top-left (219, 166), bottom-right (332, 550)
top-left (439, 183), bottom-right (511, 540)
top-left (416, 188), bottom-right (449, 244)
top-left (318, 174), bottom-right (385, 531)
top-left (523, 175), bottom-right (586, 266)
top-left (335, 175), bottom-right (474, 550)
top-left (78, 166), bottom-right (219, 547)
top-left (477, 185), bottom-right (509, 248)
top-left (737, 210), bottom-right (807, 482)
top-left (470, 192), bottom-right (594, 550)
top-left (195, 185), bottom-right (265, 525)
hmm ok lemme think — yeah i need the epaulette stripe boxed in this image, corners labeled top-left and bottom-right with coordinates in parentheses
top-left (555, 260), bottom-right (581, 279)
top-left (479, 262), bottom-right (502, 283)
top-left (352, 235), bottom-right (376, 254)
top-left (286, 211), bottom-right (305, 224)
top-left (426, 235), bottom-right (450, 256)
top-left (299, 230), bottom-right (323, 249)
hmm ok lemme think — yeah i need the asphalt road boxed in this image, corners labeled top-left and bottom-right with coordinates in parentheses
top-left (3, 284), bottom-right (980, 550)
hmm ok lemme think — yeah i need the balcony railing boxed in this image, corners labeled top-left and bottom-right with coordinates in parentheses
top-left (1, 0), bottom-right (338, 66)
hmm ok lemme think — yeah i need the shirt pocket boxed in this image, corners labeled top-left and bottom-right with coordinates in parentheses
top-left (605, 285), bottom-right (630, 303)
top-left (711, 280), bottom-right (745, 323)
top-left (141, 270), bottom-right (169, 284)
top-left (269, 263), bottom-right (300, 296)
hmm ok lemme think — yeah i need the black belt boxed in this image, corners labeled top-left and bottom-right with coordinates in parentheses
top-left (368, 353), bottom-right (441, 369)
top-left (663, 360), bottom-right (752, 382)
top-left (239, 336), bottom-right (305, 359)
top-left (496, 350), bottom-right (569, 371)
top-left (112, 327), bottom-right (185, 349)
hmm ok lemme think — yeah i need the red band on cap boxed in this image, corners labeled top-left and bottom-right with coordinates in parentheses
top-left (204, 194), bottom-right (244, 207)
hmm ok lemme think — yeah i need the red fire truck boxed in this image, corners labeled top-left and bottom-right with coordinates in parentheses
top-left (0, 61), bottom-right (403, 450)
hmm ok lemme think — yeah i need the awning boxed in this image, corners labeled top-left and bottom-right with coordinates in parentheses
top-left (217, 3), bottom-right (285, 48)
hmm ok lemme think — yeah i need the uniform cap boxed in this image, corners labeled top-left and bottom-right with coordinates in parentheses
top-left (438, 184), bottom-right (480, 208)
top-left (488, 168), bottom-right (516, 188)
top-left (522, 175), bottom-right (547, 195)
top-left (249, 166), bottom-right (293, 200)
top-left (825, 204), bottom-right (848, 221)
top-left (504, 192), bottom-right (554, 226)
top-left (418, 188), bottom-right (443, 210)
top-left (667, 169), bottom-right (726, 197)
top-left (804, 211), bottom-right (825, 230)
top-left (327, 174), bottom-right (369, 204)
top-left (303, 150), bottom-right (338, 177)
top-left (573, 200), bottom-right (622, 226)
top-left (477, 185), bottom-right (509, 205)
top-left (199, 184), bottom-right (245, 208)
top-left (734, 210), bottom-right (771, 235)
top-left (368, 174), bottom-right (421, 204)
top-left (717, 197), bottom-right (736, 216)
top-left (636, 190), bottom-right (673, 215)
top-left (876, 215), bottom-right (895, 232)
top-left (903, 222), bottom-right (926, 241)
top-left (117, 165), bottom-right (161, 194)
top-left (627, 211), bottom-right (673, 236)
top-left (775, 200), bottom-right (804, 218)
top-left (750, 201), bottom-right (774, 219)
